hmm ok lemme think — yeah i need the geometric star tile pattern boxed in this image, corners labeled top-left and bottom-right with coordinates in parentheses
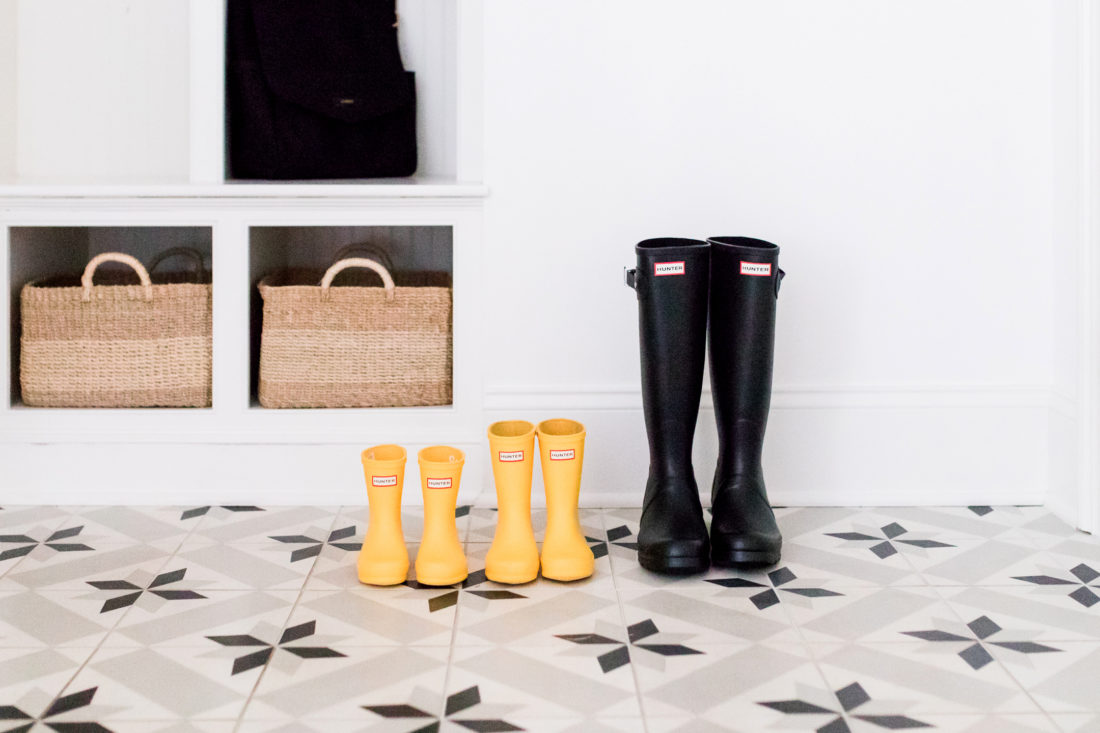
top-left (0, 504), bottom-right (1095, 731)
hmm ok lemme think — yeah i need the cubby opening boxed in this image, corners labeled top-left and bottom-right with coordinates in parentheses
top-left (248, 225), bottom-right (454, 409)
top-left (1, 0), bottom-right (463, 186)
top-left (8, 226), bottom-right (214, 407)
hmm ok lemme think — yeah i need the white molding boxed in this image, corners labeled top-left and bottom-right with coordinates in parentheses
top-left (484, 383), bottom-right (1058, 412)
top-left (1077, 0), bottom-right (1100, 535)
top-left (188, 0), bottom-right (226, 184)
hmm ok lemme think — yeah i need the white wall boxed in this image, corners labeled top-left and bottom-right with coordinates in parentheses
top-left (481, 0), bottom-right (1059, 507)
top-left (0, 0), bottom-right (16, 180)
top-left (16, 0), bottom-right (191, 183)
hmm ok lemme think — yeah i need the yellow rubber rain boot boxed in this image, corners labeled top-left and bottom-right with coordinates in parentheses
top-left (357, 444), bottom-right (409, 586)
top-left (415, 445), bottom-right (468, 586)
top-left (485, 420), bottom-right (539, 584)
top-left (537, 419), bottom-right (595, 581)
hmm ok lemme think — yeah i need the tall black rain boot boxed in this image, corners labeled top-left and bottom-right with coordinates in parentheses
top-left (707, 236), bottom-right (784, 567)
top-left (626, 238), bottom-right (710, 574)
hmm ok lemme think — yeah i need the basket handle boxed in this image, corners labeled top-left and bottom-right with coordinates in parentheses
top-left (331, 243), bottom-right (395, 274)
top-left (82, 252), bottom-right (152, 302)
top-left (148, 247), bottom-right (207, 281)
top-left (320, 258), bottom-right (396, 301)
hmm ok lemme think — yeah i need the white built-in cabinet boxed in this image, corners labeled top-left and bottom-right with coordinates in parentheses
top-left (0, 1), bottom-right (490, 503)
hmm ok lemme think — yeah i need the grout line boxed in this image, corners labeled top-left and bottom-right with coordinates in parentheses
top-left (232, 506), bottom-right (341, 731)
top-left (603, 508), bottom-right (651, 732)
top-left (918, 556), bottom-right (1067, 728)
top-left (49, 508), bottom-right (186, 719)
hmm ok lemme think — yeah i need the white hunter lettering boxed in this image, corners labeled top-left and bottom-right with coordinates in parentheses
top-left (549, 449), bottom-right (575, 461)
top-left (654, 261), bottom-right (685, 276)
top-left (740, 262), bottom-right (772, 276)
top-left (372, 475), bottom-right (398, 487)
top-left (498, 451), bottom-right (524, 462)
top-left (426, 478), bottom-right (452, 489)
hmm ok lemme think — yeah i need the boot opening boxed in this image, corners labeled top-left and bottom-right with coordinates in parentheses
top-left (489, 420), bottom-right (535, 438)
top-left (419, 445), bottom-right (465, 465)
top-left (362, 444), bottom-right (406, 462)
top-left (637, 237), bottom-right (707, 250)
top-left (537, 418), bottom-right (585, 438)
top-left (707, 236), bottom-right (778, 251)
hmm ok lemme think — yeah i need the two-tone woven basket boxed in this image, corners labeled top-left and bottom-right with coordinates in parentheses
top-left (257, 256), bottom-right (452, 408)
top-left (20, 250), bottom-right (213, 408)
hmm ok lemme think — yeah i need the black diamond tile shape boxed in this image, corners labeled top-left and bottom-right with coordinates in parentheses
top-left (0, 687), bottom-right (113, 733)
top-left (586, 525), bottom-right (640, 559)
top-left (364, 685), bottom-right (522, 732)
top-left (968, 506), bottom-right (994, 516)
top-left (1014, 563), bottom-right (1100, 608)
top-left (180, 505), bottom-right (264, 521)
top-left (556, 618), bottom-right (702, 673)
top-left (759, 680), bottom-right (931, 731)
top-left (902, 615), bottom-right (1061, 670)
top-left (410, 567), bottom-right (528, 613)
top-left (207, 619), bottom-right (346, 675)
top-left (707, 566), bottom-right (843, 609)
top-left (270, 525), bottom-right (362, 563)
top-left (0, 526), bottom-right (94, 561)
top-left (87, 568), bottom-right (206, 613)
top-left (826, 523), bottom-right (954, 559)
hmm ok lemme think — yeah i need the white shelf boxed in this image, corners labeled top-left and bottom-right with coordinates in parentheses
top-left (0, 180), bottom-right (489, 201)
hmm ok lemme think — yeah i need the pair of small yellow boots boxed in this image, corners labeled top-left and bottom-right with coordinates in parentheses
top-left (357, 418), bottom-right (594, 586)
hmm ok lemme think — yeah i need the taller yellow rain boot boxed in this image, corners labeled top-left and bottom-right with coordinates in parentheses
top-left (357, 444), bottom-right (409, 586)
top-left (485, 420), bottom-right (539, 584)
top-left (415, 445), bottom-right (468, 586)
top-left (537, 419), bottom-right (595, 581)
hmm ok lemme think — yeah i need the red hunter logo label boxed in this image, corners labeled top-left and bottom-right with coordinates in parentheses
top-left (549, 449), bottom-right (576, 461)
top-left (426, 478), bottom-right (452, 489)
top-left (372, 475), bottom-right (398, 487)
top-left (740, 261), bottom-right (772, 276)
top-left (498, 451), bottom-right (524, 462)
top-left (654, 261), bottom-right (685, 276)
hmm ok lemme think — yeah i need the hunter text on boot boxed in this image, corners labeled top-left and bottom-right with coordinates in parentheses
top-left (654, 262), bottom-right (685, 276)
top-left (740, 262), bottom-right (771, 276)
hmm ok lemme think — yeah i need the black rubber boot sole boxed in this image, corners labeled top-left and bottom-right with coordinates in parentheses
top-left (711, 542), bottom-right (781, 568)
top-left (638, 542), bottom-right (710, 575)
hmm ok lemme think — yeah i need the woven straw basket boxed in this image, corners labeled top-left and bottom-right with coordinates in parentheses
top-left (257, 256), bottom-right (452, 408)
top-left (20, 250), bottom-right (213, 408)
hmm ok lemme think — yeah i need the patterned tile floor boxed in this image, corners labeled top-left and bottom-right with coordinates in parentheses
top-left (1, 504), bottom-right (1098, 732)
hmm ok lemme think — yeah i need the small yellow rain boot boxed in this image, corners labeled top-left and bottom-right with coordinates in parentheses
top-left (485, 420), bottom-right (539, 584)
top-left (415, 445), bottom-right (468, 586)
top-left (537, 419), bottom-right (595, 581)
top-left (357, 444), bottom-right (409, 586)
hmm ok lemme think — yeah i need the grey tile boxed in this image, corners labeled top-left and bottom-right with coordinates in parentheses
top-left (618, 587), bottom-right (801, 646)
top-left (293, 587), bottom-right (455, 647)
top-left (64, 645), bottom-right (256, 719)
top-left (450, 644), bottom-right (643, 718)
top-left (192, 506), bottom-right (339, 544)
top-left (940, 586), bottom-right (1100, 643)
top-left (106, 590), bottom-right (297, 649)
top-left (174, 540), bottom-right (317, 590)
top-left (814, 641), bottom-right (1045, 714)
top-left (1000, 642), bottom-right (1100, 712)
top-left (246, 646), bottom-right (450, 720)
top-left (637, 641), bottom-right (824, 719)
top-left (4, 542), bottom-right (174, 590)
top-left (0, 589), bottom-right (120, 646)
top-left (790, 585), bottom-right (965, 644)
top-left (0, 646), bottom-right (93, 701)
top-left (914, 537), bottom-right (1062, 586)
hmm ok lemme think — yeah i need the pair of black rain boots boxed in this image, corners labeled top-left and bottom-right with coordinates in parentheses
top-left (625, 236), bottom-right (784, 574)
